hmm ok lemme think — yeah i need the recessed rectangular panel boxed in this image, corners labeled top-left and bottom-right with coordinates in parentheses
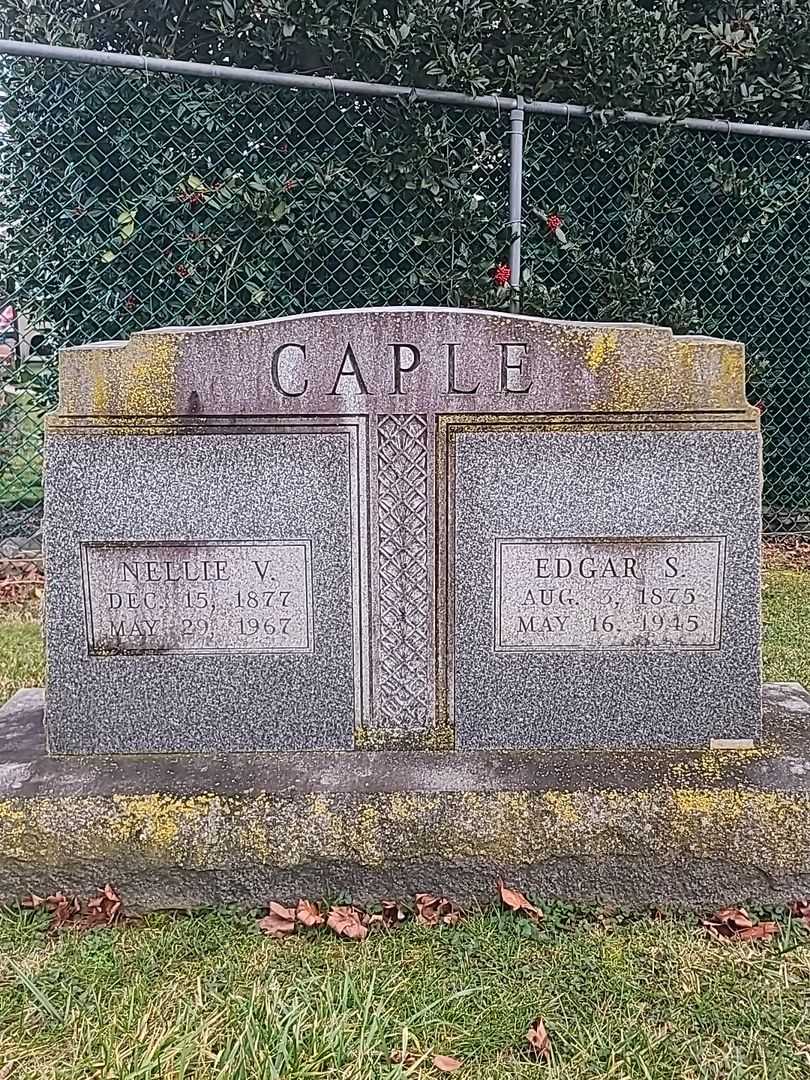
top-left (495, 537), bottom-right (725, 652)
top-left (81, 540), bottom-right (314, 656)
top-left (45, 429), bottom-right (362, 752)
top-left (449, 428), bottom-right (762, 749)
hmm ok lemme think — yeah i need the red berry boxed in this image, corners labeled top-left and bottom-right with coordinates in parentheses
top-left (175, 264), bottom-right (190, 278)
top-left (492, 263), bottom-right (511, 286)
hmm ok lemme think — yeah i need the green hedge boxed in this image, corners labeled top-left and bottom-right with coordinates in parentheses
top-left (1, 2), bottom-right (809, 524)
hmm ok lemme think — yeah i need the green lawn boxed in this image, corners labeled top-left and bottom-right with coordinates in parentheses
top-left (0, 606), bottom-right (42, 703)
top-left (0, 392), bottom-right (44, 510)
top-left (0, 569), bottom-right (807, 1079)
top-left (0, 906), bottom-right (809, 1080)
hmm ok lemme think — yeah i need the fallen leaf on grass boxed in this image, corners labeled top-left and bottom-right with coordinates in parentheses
top-left (415, 893), bottom-right (462, 928)
top-left (0, 1062), bottom-right (15, 1079)
top-left (497, 879), bottom-right (543, 922)
top-left (25, 886), bottom-right (129, 930)
top-left (527, 1017), bottom-right (551, 1060)
top-left (0, 559), bottom-right (45, 605)
top-left (702, 907), bottom-right (778, 942)
top-left (46, 893), bottom-right (80, 928)
top-left (296, 899), bottom-right (325, 928)
top-left (390, 1048), bottom-right (418, 1066)
top-left (327, 905), bottom-right (369, 941)
top-left (789, 898), bottom-right (810, 927)
top-left (86, 884), bottom-right (123, 926)
top-left (736, 921), bottom-right (779, 942)
top-left (258, 901), bottom-right (296, 938)
top-left (707, 906), bottom-right (754, 931)
top-left (432, 1054), bottom-right (462, 1072)
top-left (380, 899), bottom-right (409, 927)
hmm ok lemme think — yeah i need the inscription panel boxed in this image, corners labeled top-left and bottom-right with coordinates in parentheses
top-left (495, 536), bottom-right (725, 652)
top-left (81, 540), bottom-right (314, 656)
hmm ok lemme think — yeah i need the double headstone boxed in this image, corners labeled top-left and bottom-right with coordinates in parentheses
top-left (44, 308), bottom-right (761, 753)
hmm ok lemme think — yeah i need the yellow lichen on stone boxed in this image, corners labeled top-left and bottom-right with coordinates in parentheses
top-left (354, 803), bottom-right (385, 864)
top-left (712, 344), bottom-right (746, 409)
top-left (542, 790), bottom-right (581, 826)
top-left (121, 333), bottom-right (179, 416)
top-left (673, 788), bottom-right (743, 819)
top-left (54, 331), bottom-right (181, 420)
top-left (720, 345), bottom-right (743, 385)
top-left (674, 340), bottom-right (695, 368)
top-left (588, 330), bottom-right (691, 413)
top-left (2, 784), bottom-right (808, 889)
top-left (109, 793), bottom-right (217, 854)
top-left (89, 352), bottom-right (111, 417)
top-left (0, 801), bottom-right (30, 860)
top-left (669, 787), bottom-right (810, 864)
top-left (586, 330), bottom-right (619, 373)
top-left (670, 745), bottom-right (768, 785)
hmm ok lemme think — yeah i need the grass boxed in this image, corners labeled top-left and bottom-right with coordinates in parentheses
top-left (0, 567), bottom-right (807, 1078)
top-left (0, 907), bottom-right (808, 1079)
top-left (0, 392), bottom-right (44, 510)
top-left (0, 604), bottom-right (42, 703)
top-left (762, 570), bottom-right (810, 689)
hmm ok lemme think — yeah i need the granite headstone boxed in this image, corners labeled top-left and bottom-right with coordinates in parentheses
top-left (43, 308), bottom-right (762, 752)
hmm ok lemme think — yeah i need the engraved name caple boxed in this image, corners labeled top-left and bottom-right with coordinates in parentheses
top-left (53, 307), bottom-right (753, 421)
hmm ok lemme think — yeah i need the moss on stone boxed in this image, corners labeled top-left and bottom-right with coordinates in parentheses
top-left (1, 785), bottom-right (808, 877)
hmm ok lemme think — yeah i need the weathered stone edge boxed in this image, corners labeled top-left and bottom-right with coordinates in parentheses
top-left (0, 686), bottom-right (808, 908)
top-left (3, 686), bottom-right (808, 793)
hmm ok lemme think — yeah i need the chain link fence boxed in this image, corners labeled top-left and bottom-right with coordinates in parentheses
top-left (0, 49), bottom-right (808, 570)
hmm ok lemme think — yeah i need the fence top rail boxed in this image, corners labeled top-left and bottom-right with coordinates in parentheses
top-left (1, 37), bottom-right (809, 143)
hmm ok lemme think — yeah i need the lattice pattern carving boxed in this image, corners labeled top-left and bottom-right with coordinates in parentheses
top-left (376, 414), bottom-right (430, 729)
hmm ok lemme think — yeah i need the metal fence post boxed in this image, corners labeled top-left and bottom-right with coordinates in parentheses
top-left (508, 95), bottom-right (525, 314)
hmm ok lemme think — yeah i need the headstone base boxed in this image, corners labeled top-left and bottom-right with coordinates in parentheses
top-left (1, 686), bottom-right (808, 909)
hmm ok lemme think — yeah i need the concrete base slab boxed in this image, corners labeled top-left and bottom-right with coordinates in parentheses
top-left (1, 685), bottom-right (809, 908)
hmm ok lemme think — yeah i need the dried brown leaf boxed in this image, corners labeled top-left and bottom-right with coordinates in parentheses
top-left (789, 898), bottom-right (810, 926)
top-left (415, 893), bottom-right (462, 928)
top-left (433, 1054), bottom-right (463, 1072)
top-left (48, 892), bottom-right (80, 928)
top-left (257, 906), bottom-right (296, 938)
top-left (736, 921), bottom-right (779, 942)
top-left (527, 1017), bottom-right (551, 1060)
top-left (83, 884), bottom-right (123, 927)
top-left (268, 900), bottom-right (296, 921)
top-left (390, 1048), bottom-right (418, 1066)
top-left (716, 907), bottom-right (754, 930)
top-left (295, 899), bottom-right (325, 928)
top-left (381, 899), bottom-right (408, 927)
top-left (415, 893), bottom-right (440, 927)
top-left (497, 879), bottom-right (543, 921)
top-left (327, 905), bottom-right (369, 941)
top-left (703, 906), bottom-right (779, 943)
top-left (703, 906), bottom-right (757, 939)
